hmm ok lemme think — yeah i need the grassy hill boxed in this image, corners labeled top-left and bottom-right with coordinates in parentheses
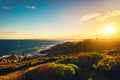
top-left (41, 39), bottom-right (120, 55)
top-left (0, 39), bottom-right (120, 80)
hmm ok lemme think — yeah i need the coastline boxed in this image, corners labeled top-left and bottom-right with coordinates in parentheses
top-left (0, 41), bottom-right (65, 64)
top-left (0, 40), bottom-right (64, 55)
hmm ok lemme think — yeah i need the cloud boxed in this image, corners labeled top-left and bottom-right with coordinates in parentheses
top-left (97, 10), bottom-right (120, 21)
top-left (80, 9), bottom-right (120, 22)
top-left (61, 14), bottom-right (73, 20)
top-left (80, 13), bottom-right (101, 21)
top-left (0, 31), bottom-right (46, 39)
top-left (108, 10), bottom-right (120, 16)
top-left (0, 31), bottom-right (19, 34)
top-left (25, 5), bottom-right (36, 9)
top-left (3, 6), bottom-right (12, 10)
top-left (96, 15), bottom-right (109, 21)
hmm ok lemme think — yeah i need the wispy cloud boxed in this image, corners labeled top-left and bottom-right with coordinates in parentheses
top-left (80, 13), bottom-right (101, 22)
top-left (3, 6), bottom-right (12, 10)
top-left (97, 10), bottom-right (120, 21)
top-left (96, 15), bottom-right (109, 21)
top-left (0, 31), bottom-right (19, 34)
top-left (108, 10), bottom-right (120, 16)
top-left (80, 9), bottom-right (120, 22)
top-left (61, 14), bottom-right (73, 20)
top-left (25, 5), bottom-right (36, 9)
top-left (0, 31), bottom-right (46, 39)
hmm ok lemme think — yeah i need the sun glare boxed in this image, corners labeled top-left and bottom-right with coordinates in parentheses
top-left (103, 24), bottom-right (116, 34)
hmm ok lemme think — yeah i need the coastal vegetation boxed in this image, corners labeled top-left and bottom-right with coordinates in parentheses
top-left (0, 39), bottom-right (120, 80)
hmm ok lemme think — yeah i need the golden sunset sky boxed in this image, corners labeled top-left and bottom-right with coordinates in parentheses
top-left (0, 0), bottom-right (120, 39)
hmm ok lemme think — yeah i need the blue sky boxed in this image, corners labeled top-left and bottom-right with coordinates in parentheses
top-left (0, 0), bottom-right (120, 39)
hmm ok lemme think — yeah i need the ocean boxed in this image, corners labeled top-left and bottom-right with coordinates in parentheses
top-left (0, 40), bottom-right (62, 56)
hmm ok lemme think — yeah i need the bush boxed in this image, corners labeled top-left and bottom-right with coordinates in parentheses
top-left (67, 64), bottom-right (80, 71)
top-left (50, 63), bottom-right (80, 79)
top-left (93, 55), bottom-right (116, 71)
top-left (22, 63), bottom-right (80, 80)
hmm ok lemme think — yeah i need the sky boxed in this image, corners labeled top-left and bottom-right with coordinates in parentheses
top-left (0, 0), bottom-right (120, 40)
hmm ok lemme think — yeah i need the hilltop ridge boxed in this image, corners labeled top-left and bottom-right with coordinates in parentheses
top-left (40, 39), bottom-right (120, 55)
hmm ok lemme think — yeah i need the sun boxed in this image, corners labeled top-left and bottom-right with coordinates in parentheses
top-left (103, 24), bottom-right (116, 34)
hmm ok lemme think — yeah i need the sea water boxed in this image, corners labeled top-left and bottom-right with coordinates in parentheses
top-left (0, 40), bottom-right (62, 56)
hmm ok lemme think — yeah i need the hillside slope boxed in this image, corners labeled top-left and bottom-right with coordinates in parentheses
top-left (40, 39), bottom-right (120, 55)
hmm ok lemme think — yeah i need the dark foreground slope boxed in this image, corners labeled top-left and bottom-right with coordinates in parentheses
top-left (21, 52), bottom-right (120, 80)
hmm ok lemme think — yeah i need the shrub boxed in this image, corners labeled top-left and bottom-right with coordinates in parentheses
top-left (67, 64), bottom-right (80, 71)
top-left (50, 63), bottom-right (80, 79)
top-left (86, 52), bottom-right (103, 60)
top-left (93, 55), bottom-right (116, 71)
top-left (22, 63), bottom-right (80, 80)
top-left (76, 52), bottom-right (103, 69)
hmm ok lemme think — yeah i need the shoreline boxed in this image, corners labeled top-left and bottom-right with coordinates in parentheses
top-left (0, 42), bottom-right (66, 64)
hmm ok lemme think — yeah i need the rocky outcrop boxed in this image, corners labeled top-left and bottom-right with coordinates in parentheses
top-left (0, 54), bottom-right (19, 64)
